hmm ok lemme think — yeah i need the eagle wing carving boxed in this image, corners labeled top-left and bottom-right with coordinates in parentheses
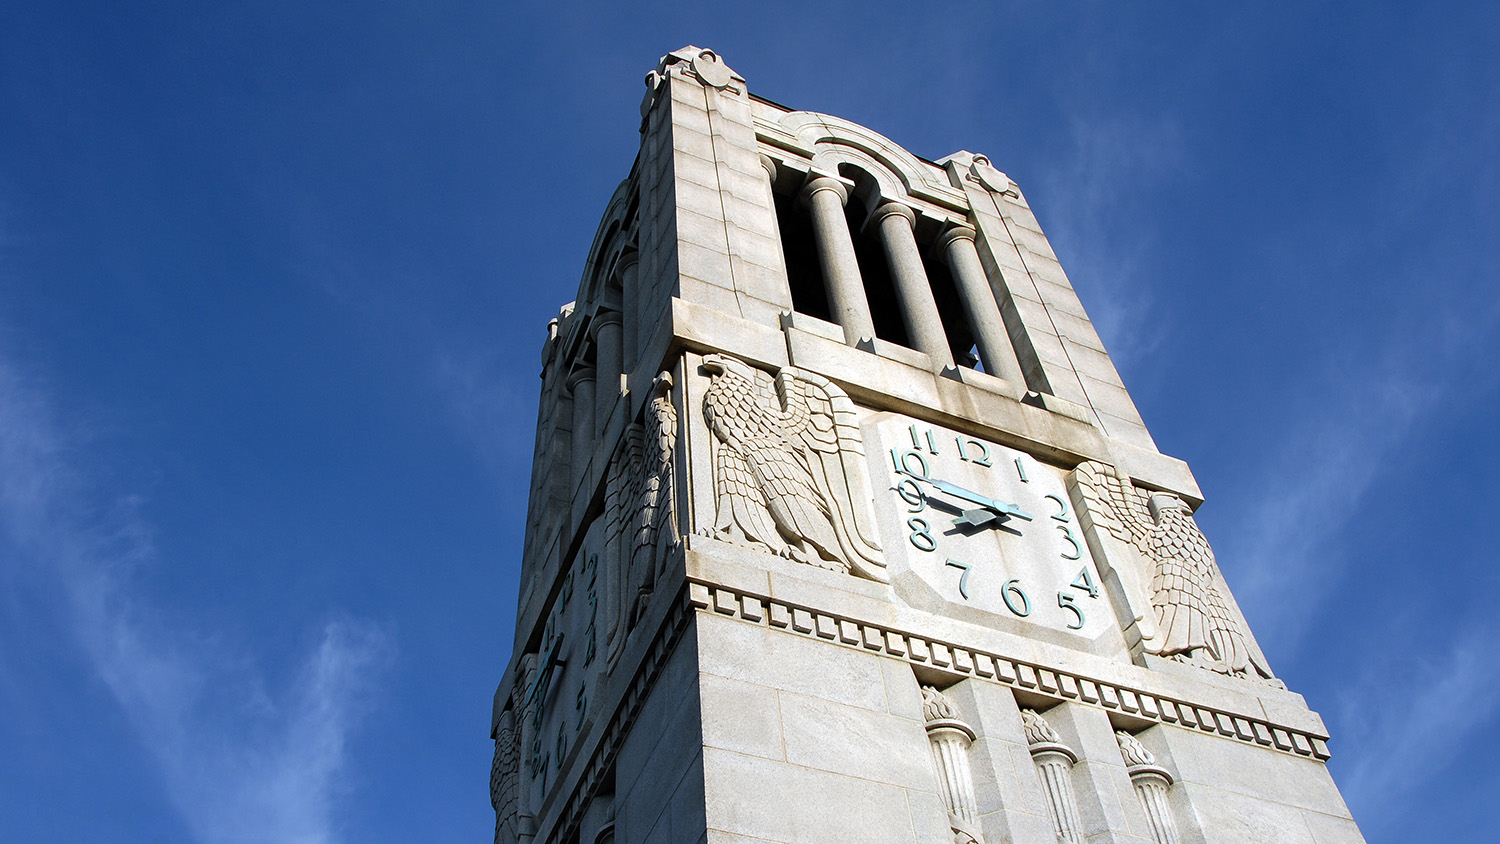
top-left (1075, 461), bottom-right (1271, 680)
top-left (701, 354), bottom-right (886, 582)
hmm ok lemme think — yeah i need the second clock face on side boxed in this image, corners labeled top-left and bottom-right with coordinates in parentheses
top-left (862, 412), bottom-right (1122, 645)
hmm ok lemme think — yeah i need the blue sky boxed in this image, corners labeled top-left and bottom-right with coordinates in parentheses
top-left (1, 2), bottom-right (1496, 842)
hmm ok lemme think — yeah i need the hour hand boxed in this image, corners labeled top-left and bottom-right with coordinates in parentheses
top-left (953, 508), bottom-right (1002, 529)
top-left (922, 477), bottom-right (1034, 522)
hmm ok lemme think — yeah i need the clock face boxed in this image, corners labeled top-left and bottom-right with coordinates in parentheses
top-left (524, 547), bottom-right (598, 806)
top-left (862, 412), bottom-right (1121, 643)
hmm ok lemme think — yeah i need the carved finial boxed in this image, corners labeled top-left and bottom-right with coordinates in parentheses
top-left (1115, 730), bottom-right (1157, 767)
top-left (1020, 708), bottom-right (1062, 746)
top-left (921, 685), bottom-right (958, 724)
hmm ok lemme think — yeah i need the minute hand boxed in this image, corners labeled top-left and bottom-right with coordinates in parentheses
top-left (924, 477), bottom-right (1034, 521)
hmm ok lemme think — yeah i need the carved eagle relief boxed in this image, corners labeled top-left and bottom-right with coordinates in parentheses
top-left (1074, 461), bottom-right (1272, 681)
top-left (699, 354), bottom-right (887, 582)
top-left (605, 371), bottom-right (679, 627)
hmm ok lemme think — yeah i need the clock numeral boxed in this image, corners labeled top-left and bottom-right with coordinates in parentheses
top-left (908, 517), bottom-right (937, 552)
top-left (909, 424), bottom-right (939, 454)
top-left (577, 683), bottom-right (588, 721)
top-left (555, 725), bottom-right (568, 763)
top-left (955, 437), bottom-right (993, 467)
top-left (1045, 493), bottom-right (1070, 522)
top-left (528, 734), bottom-right (548, 781)
top-left (561, 569), bottom-right (574, 606)
top-left (894, 478), bottom-right (927, 513)
top-left (1058, 591), bottom-right (1085, 629)
top-left (1002, 578), bottom-right (1031, 617)
top-left (944, 559), bottom-right (973, 599)
top-left (1071, 566), bottom-right (1099, 598)
top-left (1057, 524), bottom-right (1082, 560)
top-left (891, 448), bottom-right (930, 480)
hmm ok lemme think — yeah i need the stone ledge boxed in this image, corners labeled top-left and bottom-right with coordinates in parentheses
top-left (684, 577), bottom-right (1333, 764)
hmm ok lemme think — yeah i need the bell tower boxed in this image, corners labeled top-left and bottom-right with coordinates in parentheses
top-left (490, 47), bottom-right (1365, 844)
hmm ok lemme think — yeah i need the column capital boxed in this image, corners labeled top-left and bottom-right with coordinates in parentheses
top-left (1126, 764), bottom-right (1174, 787)
top-left (1028, 743), bottom-right (1079, 765)
top-left (759, 154), bottom-right (779, 182)
top-left (935, 224), bottom-right (978, 254)
top-left (565, 365), bottom-right (597, 391)
top-left (868, 200), bottom-right (916, 229)
top-left (615, 247), bottom-right (639, 272)
top-left (799, 175), bottom-right (849, 207)
top-left (589, 309), bottom-right (624, 338)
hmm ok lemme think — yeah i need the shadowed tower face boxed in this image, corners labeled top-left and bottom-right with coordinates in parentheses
top-left (490, 46), bottom-right (1365, 844)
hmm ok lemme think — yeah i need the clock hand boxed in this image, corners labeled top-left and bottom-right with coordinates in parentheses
top-left (921, 476), bottom-right (1034, 522)
top-left (524, 634), bottom-right (567, 710)
top-left (953, 508), bottom-right (1002, 529)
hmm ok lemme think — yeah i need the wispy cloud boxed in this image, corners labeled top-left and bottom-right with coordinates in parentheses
top-left (1335, 616), bottom-right (1500, 831)
top-left (1214, 347), bottom-right (1443, 653)
top-left (0, 355), bottom-right (392, 844)
top-left (1037, 112), bottom-right (1186, 370)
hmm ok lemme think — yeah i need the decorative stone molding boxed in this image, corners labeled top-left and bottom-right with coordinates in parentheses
top-left (698, 354), bottom-right (887, 582)
top-left (490, 708), bottom-right (520, 844)
top-left (1021, 709), bottom-right (1084, 844)
top-left (643, 46), bottom-right (745, 109)
top-left (604, 371), bottom-right (679, 651)
top-left (1115, 730), bottom-right (1181, 844)
top-left (758, 153), bottom-right (778, 182)
top-left (921, 686), bottom-right (984, 844)
top-left (1071, 461), bottom-right (1274, 681)
top-left (966, 154), bottom-right (1019, 197)
top-left (683, 577), bottom-right (1333, 761)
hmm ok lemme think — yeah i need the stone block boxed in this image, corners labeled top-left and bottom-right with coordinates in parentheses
top-left (676, 207), bottom-right (732, 255)
top-left (677, 276), bottom-right (741, 318)
top-left (695, 612), bottom-right (887, 712)
top-left (1079, 374), bottom-right (1147, 425)
top-left (702, 748), bottom-right (923, 844)
top-left (1303, 810), bottom-right (1368, 844)
top-left (672, 133), bottom-right (721, 175)
top-left (1094, 412), bottom-right (1157, 452)
top-left (777, 688), bottom-right (936, 787)
top-left (1151, 723), bottom-right (1354, 817)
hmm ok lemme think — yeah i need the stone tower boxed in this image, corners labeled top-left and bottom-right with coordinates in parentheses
top-left (489, 47), bottom-right (1364, 844)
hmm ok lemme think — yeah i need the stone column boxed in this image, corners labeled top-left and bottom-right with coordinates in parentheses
top-left (616, 250), bottom-right (640, 374)
top-left (1116, 731), bottom-right (1181, 844)
top-left (800, 176), bottom-right (875, 347)
top-left (591, 310), bottom-right (623, 438)
top-left (1021, 708), bottom-right (1084, 844)
top-left (566, 365), bottom-right (596, 494)
top-left (871, 202), bottom-right (956, 369)
top-left (921, 686), bottom-right (984, 844)
top-left (937, 225), bottom-right (1026, 386)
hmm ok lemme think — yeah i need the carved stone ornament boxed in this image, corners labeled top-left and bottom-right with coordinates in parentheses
top-left (1115, 731), bottom-right (1182, 844)
top-left (967, 154), bottom-right (1018, 197)
top-left (490, 708), bottom-right (521, 844)
top-left (690, 49), bottom-right (733, 89)
top-left (1020, 707), bottom-right (1065, 750)
top-left (921, 686), bottom-right (984, 844)
top-left (1115, 729), bottom-right (1157, 768)
top-left (605, 371), bottom-right (680, 628)
top-left (1021, 708), bottom-right (1084, 844)
top-left (699, 354), bottom-right (887, 582)
top-left (1073, 461), bottom-right (1273, 681)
